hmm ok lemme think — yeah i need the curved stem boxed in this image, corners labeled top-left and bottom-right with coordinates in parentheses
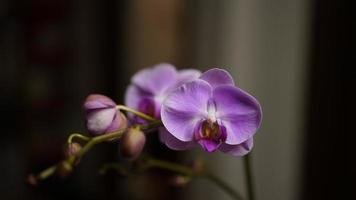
top-left (141, 157), bottom-right (243, 200)
top-left (76, 129), bottom-right (126, 158)
top-left (67, 133), bottom-right (90, 144)
top-left (32, 121), bottom-right (162, 182)
top-left (116, 105), bottom-right (156, 122)
top-left (243, 154), bottom-right (255, 200)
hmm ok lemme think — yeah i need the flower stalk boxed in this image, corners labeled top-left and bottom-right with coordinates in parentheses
top-left (31, 108), bottom-right (160, 183)
top-left (116, 105), bottom-right (157, 122)
top-left (30, 104), bottom-right (250, 200)
top-left (243, 154), bottom-right (255, 200)
top-left (67, 133), bottom-right (90, 143)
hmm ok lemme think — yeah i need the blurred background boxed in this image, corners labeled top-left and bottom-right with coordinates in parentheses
top-left (0, 0), bottom-right (353, 199)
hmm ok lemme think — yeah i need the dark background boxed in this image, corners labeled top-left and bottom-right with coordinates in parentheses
top-left (0, 0), bottom-right (353, 199)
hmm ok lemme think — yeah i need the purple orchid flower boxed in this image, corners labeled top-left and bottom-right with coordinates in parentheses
top-left (84, 94), bottom-right (127, 135)
top-left (160, 68), bottom-right (262, 156)
top-left (125, 63), bottom-right (201, 121)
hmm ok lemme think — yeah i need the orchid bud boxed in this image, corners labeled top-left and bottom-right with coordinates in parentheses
top-left (119, 127), bottom-right (146, 160)
top-left (83, 94), bottom-right (127, 135)
top-left (64, 142), bottom-right (82, 165)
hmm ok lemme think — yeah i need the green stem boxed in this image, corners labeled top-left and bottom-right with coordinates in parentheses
top-left (116, 105), bottom-right (156, 122)
top-left (33, 121), bottom-right (162, 182)
top-left (75, 129), bottom-right (126, 157)
top-left (67, 133), bottom-right (90, 144)
top-left (138, 120), bottom-right (163, 130)
top-left (142, 157), bottom-right (243, 200)
top-left (37, 165), bottom-right (57, 180)
top-left (243, 154), bottom-right (255, 200)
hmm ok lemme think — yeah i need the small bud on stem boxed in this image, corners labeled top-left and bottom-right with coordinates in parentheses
top-left (119, 127), bottom-right (146, 160)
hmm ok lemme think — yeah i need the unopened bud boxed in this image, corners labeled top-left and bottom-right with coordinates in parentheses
top-left (107, 112), bottom-right (128, 142)
top-left (119, 127), bottom-right (146, 160)
top-left (83, 94), bottom-right (128, 135)
top-left (64, 142), bottom-right (82, 165)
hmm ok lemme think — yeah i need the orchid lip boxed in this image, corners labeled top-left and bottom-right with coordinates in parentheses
top-left (195, 120), bottom-right (227, 152)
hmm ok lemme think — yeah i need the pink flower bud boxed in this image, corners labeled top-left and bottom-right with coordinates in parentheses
top-left (119, 127), bottom-right (146, 160)
top-left (83, 94), bottom-right (127, 135)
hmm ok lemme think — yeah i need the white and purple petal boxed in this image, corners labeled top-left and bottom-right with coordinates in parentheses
top-left (176, 69), bottom-right (201, 87)
top-left (161, 79), bottom-right (212, 142)
top-left (159, 128), bottom-right (196, 150)
top-left (219, 138), bottom-right (254, 156)
top-left (213, 85), bottom-right (262, 145)
top-left (131, 63), bottom-right (177, 95)
top-left (105, 112), bottom-right (128, 133)
top-left (84, 94), bottom-right (116, 110)
top-left (200, 68), bottom-right (235, 88)
top-left (124, 85), bottom-right (151, 112)
top-left (86, 108), bottom-right (117, 135)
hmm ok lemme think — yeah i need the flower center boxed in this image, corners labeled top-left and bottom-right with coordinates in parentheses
top-left (201, 120), bottom-right (220, 139)
top-left (207, 99), bottom-right (217, 123)
top-left (195, 120), bottom-right (227, 153)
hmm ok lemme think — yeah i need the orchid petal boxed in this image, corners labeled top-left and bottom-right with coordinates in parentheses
top-left (176, 69), bottom-right (201, 87)
top-left (131, 63), bottom-right (177, 95)
top-left (86, 108), bottom-right (117, 135)
top-left (200, 68), bottom-right (235, 88)
top-left (124, 85), bottom-right (150, 110)
top-left (219, 138), bottom-right (253, 156)
top-left (161, 79), bottom-right (212, 141)
top-left (84, 94), bottom-right (116, 110)
top-left (105, 112), bottom-right (127, 133)
top-left (213, 85), bottom-right (262, 145)
top-left (159, 128), bottom-right (196, 150)
top-left (198, 139), bottom-right (221, 152)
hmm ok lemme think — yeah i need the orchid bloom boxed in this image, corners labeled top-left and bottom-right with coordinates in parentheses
top-left (125, 63), bottom-right (201, 121)
top-left (160, 68), bottom-right (262, 156)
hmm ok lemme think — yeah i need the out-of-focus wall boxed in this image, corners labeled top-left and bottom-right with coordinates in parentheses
top-left (188, 0), bottom-right (310, 200)
top-left (124, 0), bottom-right (188, 74)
